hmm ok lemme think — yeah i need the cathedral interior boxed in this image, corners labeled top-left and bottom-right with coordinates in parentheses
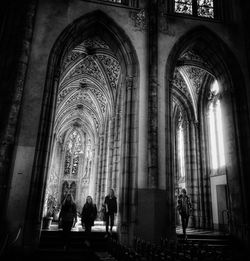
top-left (1, 0), bottom-right (250, 260)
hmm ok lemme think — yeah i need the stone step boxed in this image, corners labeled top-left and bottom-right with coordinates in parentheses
top-left (39, 231), bottom-right (114, 251)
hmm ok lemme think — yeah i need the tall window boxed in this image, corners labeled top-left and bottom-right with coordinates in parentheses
top-left (175, 0), bottom-right (214, 18)
top-left (208, 80), bottom-right (225, 169)
top-left (64, 130), bottom-right (82, 177)
top-left (178, 124), bottom-right (186, 178)
top-left (61, 130), bottom-right (82, 201)
top-left (177, 113), bottom-right (186, 179)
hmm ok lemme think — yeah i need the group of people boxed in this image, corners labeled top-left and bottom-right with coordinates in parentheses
top-left (57, 187), bottom-right (192, 249)
top-left (58, 189), bottom-right (117, 249)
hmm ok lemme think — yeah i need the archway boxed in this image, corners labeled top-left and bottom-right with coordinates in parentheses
top-left (24, 10), bottom-right (139, 247)
top-left (166, 27), bottom-right (249, 237)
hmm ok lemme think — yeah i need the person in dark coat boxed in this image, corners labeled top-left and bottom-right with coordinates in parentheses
top-left (104, 189), bottom-right (117, 234)
top-left (177, 188), bottom-right (192, 239)
top-left (81, 196), bottom-right (97, 233)
top-left (58, 193), bottom-right (77, 250)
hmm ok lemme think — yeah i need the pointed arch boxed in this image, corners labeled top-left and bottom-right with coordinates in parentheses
top-left (24, 10), bottom-right (139, 246)
top-left (166, 26), bottom-right (250, 238)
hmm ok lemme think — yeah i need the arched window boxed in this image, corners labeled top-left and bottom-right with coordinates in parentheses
top-left (64, 130), bottom-right (82, 177)
top-left (175, 0), bottom-right (214, 18)
top-left (178, 124), bottom-right (186, 178)
top-left (177, 113), bottom-right (186, 179)
top-left (208, 80), bottom-right (225, 169)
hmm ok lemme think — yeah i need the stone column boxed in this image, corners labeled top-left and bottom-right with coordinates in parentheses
top-left (21, 67), bottom-right (60, 250)
top-left (95, 133), bottom-right (104, 209)
top-left (119, 76), bottom-right (133, 244)
top-left (89, 143), bottom-right (98, 201)
top-left (147, 0), bottom-right (158, 188)
top-left (1, 0), bottom-right (37, 226)
top-left (135, 0), bottom-right (174, 243)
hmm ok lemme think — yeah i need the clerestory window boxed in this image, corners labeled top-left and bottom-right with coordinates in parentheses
top-left (208, 80), bottom-right (225, 170)
top-left (177, 113), bottom-right (186, 179)
top-left (174, 0), bottom-right (214, 18)
top-left (178, 124), bottom-right (186, 178)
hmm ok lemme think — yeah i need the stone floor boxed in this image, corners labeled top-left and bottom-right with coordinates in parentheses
top-left (176, 226), bottom-right (229, 236)
top-left (45, 220), bottom-right (117, 232)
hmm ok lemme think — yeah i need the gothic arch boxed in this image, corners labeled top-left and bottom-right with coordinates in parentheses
top-left (166, 26), bottom-right (249, 237)
top-left (24, 10), bottom-right (139, 246)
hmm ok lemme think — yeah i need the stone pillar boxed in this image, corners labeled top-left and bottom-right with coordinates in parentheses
top-left (1, 0), bottom-right (37, 227)
top-left (21, 66), bottom-right (60, 250)
top-left (135, 0), bottom-right (175, 244)
top-left (89, 143), bottom-right (98, 202)
top-left (95, 133), bottom-right (104, 209)
top-left (119, 77), bottom-right (133, 244)
top-left (147, 0), bottom-right (158, 188)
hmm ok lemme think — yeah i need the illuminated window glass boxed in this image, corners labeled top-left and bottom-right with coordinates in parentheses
top-left (208, 80), bottom-right (225, 169)
top-left (178, 125), bottom-right (186, 177)
top-left (174, 0), bottom-right (214, 18)
top-left (64, 130), bottom-right (82, 177)
top-left (175, 0), bottom-right (192, 15)
top-left (197, 0), bottom-right (214, 18)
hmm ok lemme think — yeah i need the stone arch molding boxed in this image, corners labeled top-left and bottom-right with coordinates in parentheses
top-left (166, 26), bottom-right (249, 233)
top-left (24, 10), bottom-right (139, 247)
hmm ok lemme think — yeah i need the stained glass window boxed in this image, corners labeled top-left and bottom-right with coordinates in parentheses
top-left (175, 0), bottom-right (192, 15)
top-left (64, 130), bottom-right (82, 177)
top-left (174, 0), bottom-right (214, 18)
top-left (197, 0), bottom-right (214, 18)
top-left (64, 150), bottom-right (71, 176)
top-left (72, 155), bottom-right (79, 176)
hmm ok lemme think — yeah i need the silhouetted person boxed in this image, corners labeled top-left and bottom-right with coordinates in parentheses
top-left (177, 188), bottom-right (192, 239)
top-left (104, 189), bottom-right (117, 235)
top-left (59, 193), bottom-right (77, 250)
top-left (81, 196), bottom-right (97, 233)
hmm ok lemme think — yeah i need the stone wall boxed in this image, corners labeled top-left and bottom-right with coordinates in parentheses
top-left (1, 0), bottom-right (250, 249)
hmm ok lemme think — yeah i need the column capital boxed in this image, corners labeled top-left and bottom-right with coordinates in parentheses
top-left (126, 76), bottom-right (134, 90)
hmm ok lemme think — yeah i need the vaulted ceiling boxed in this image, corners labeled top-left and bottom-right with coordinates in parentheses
top-left (55, 36), bottom-right (121, 143)
top-left (172, 49), bottom-right (214, 122)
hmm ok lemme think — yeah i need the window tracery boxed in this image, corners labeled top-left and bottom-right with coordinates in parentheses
top-left (175, 0), bottom-right (192, 15)
top-left (64, 130), bottom-right (82, 177)
top-left (174, 0), bottom-right (214, 18)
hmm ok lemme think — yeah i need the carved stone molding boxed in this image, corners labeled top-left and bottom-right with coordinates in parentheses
top-left (129, 9), bottom-right (148, 31)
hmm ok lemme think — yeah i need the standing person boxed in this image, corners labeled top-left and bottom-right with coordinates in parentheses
top-left (177, 188), bottom-right (192, 239)
top-left (58, 193), bottom-right (77, 250)
top-left (104, 189), bottom-right (117, 235)
top-left (81, 196), bottom-right (97, 233)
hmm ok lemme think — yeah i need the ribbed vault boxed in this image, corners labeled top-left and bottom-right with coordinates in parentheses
top-left (56, 36), bottom-right (121, 142)
top-left (44, 35), bottom-right (122, 212)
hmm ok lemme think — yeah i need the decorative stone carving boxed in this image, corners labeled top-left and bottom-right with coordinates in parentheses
top-left (57, 86), bottom-right (75, 106)
top-left (62, 51), bottom-right (84, 71)
top-left (63, 56), bottom-right (106, 85)
top-left (78, 37), bottom-right (110, 50)
top-left (126, 76), bottom-right (133, 89)
top-left (90, 88), bottom-right (107, 113)
top-left (172, 69), bottom-right (191, 100)
top-left (97, 54), bottom-right (121, 89)
top-left (65, 90), bottom-right (96, 109)
top-left (185, 66), bottom-right (206, 95)
top-left (129, 9), bottom-right (148, 31)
